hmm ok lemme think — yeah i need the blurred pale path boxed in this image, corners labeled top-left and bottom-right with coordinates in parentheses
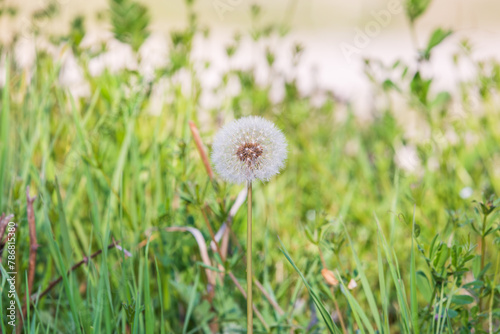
top-left (3, 0), bottom-right (500, 114)
top-left (8, 0), bottom-right (500, 30)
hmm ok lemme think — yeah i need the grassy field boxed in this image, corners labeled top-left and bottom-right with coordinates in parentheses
top-left (0, 0), bottom-right (500, 333)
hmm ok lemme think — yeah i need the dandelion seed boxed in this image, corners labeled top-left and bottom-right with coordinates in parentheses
top-left (211, 116), bottom-right (287, 184)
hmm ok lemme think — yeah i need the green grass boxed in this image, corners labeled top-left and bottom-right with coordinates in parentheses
top-left (0, 0), bottom-right (500, 333)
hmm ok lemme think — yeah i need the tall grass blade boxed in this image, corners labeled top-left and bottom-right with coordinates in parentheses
top-left (55, 177), bottom-right (73, 262)
top-left (377, 235), bottom-right (390, 333)
top-left (375, 214), bottom-right (411, 333)
top-left (182, 268), bottom-right (200, 334)
top-left (342, 222), bottom-right (382, 331)
top-left (144, 239), bottom-right (154, 334)
top-left (154, 258), bottom-right (166, 334)
top-left (410, 205), bottom-right (420, 334)
top-left (43, 222), bottom-right (83, 334)
top-left (279, 238), bottom-right (341, 334)
top-left (337, 277), bottom-right (371, 334)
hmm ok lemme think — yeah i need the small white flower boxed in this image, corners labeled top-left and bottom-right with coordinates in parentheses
top-left (88, 39), bottom-right (137, 77)
top-left (138, 33), bottom-right (168, 81)
top-left (211, 116), bottom-right (287, 184)
top-left (14, 38), bottom-right (36, 70)
top-left (459, 187), bottom-right (473, 199)
top-left (347, 279), bottom-right (358, 290)
top-left (59, 50), bottom-right (90, 98)
top-left (394, 144), bottom-right (421, 174)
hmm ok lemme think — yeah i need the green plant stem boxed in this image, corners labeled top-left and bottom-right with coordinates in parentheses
top-left (479, 213), bottom-right (488, 314)
top-left (480, 214), bottom-right (487, 271)
top-left (490, 252), bottom-right (500, 333)
top-left (247, 181), bottom-right (253, 334)
top-left (426, 284), bottom-right (438, 331)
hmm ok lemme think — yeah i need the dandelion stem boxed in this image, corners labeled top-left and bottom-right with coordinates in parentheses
top-left (247, 181), bottom-right (253, 334)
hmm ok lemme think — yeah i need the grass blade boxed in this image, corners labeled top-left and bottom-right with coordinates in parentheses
top-left (342, 222), bottom-right (382, 331)
top-left (279, 237), bottom-right (341, 334)
top-left (410, 205), bottom-right (419, 334)
top-left (154, 258), bottom-right (166, 334)
top-left (375, 214), bottom-right (411, 332)
top-left (144, 239), bottom-right (154, 334)
top-left (44, 223), bottom-right (83, 334)
top-left (337, 277), bottom-right (371, 334)
top-left (182, 267), bottom-right (200, 334)
top-left (377, 235), bottom-right (390, 333)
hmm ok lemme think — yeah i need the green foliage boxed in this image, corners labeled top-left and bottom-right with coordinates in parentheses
top-left (109, 0), bottom-right (150, 51)
top-left (422, 28), bottom-right (453, 60)
top-left (32, 0), bottom-right (59, 21)
top-left (405, 0), bottom-right (432, 23)
top-left (68, 16), bottom-right (86, 49)
top-left (0, 0), bottom-right (17, 18)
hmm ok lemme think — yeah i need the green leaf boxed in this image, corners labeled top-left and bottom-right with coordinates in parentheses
top-left (416, 271), bottom-right (433, 302)
top-left (406, 0), bottom-right (432, 23)
top-left (472, 255), bottom-right (481, 277)
top-left (109, 0), bottom-right (150, 51)
top-left (451, 295), bottom-right (474, 305)
top-left (447, 309), bottom-right (458, 318)
top-left (462, 280), bottom-right (483, 290)
top-left (477, 262), bottom-right (492, 279)
top-left (433, 244), bottom-right (450, 272)
top-left (423, 28), bottom-right (452, 60)
top-left (431, 91), bottom-right (451, 109)
top-left (410, 71), bottom-right (432, 106)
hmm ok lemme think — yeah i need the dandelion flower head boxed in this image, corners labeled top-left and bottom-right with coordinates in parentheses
top-left (212, 116), bottom-right (287, 183)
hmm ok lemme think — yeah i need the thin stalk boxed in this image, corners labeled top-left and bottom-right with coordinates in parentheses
top-left (480, 214), bottom-right (487, 271)
top-left (479, 213), bottom-right (488, 313)
top-left (247, 181), bottom-right (253, 334)
top-left (489, 252), bottom-right (500, 333)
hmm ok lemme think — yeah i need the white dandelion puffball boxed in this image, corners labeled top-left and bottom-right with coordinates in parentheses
top-left (212, 116), bottom-right (287, 184)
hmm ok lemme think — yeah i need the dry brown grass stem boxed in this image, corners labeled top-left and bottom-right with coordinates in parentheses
top-left (189, 121), bottom-right (214, 180)
top-left (0, 213), bottom-right (14, 250)
top-left (31, 242), bottom-right (131, 303)
top-left (19, 187), bottom-right (39, 332)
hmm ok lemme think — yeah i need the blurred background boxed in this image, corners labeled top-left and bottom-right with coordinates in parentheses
top-left (2, 0), bottom-right (500, 116)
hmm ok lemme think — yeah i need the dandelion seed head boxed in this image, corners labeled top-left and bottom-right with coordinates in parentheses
top-left (211, 116), bottom-right (287, 184)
